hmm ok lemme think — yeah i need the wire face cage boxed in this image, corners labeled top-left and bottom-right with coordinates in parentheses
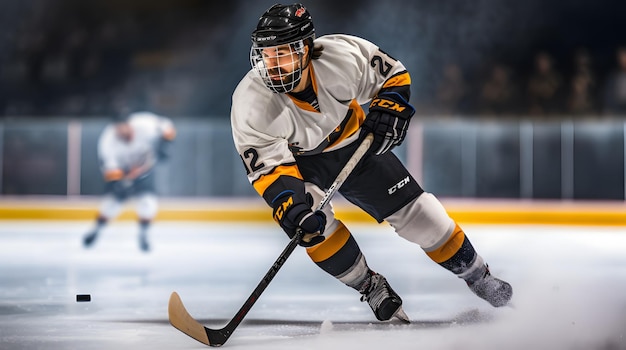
top-left (250, 39), bottom-right (308, 93)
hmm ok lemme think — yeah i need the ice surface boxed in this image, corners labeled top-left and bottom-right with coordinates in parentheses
top-left (0, 220), bottom-right (625, 350)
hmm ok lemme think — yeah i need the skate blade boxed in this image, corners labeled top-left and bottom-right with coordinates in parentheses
top-left (393, 306), bottom-right (410, 324)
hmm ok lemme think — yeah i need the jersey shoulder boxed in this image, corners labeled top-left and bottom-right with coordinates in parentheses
top-left (231, 70), bottom-right (286, 126)
top-left (232, 71), bottom-right (275, 106)
top-left (311, 34), bottom-right (379, 100)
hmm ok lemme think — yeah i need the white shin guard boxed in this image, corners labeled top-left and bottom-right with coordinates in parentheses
top-left (136, 193), bottom-right (158, 220)
top-left (386, 192), bottom-right (487, 281)
top-left (385, 192), bottom-right (455, 250)
top-left (98, 195), bottom-right (124, 220)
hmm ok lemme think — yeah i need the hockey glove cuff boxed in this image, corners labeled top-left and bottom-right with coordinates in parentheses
top-left (362, 92), bottom-right (415, 155)
top-left (271, 191), bottom-right (326, 247)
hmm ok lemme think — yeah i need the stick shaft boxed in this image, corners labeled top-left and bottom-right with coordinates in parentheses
top-left (215, 134), bottom-right (373, 342)
top-left (316, 133), bottom-right (373, 211)
top-left (170, 134), bottom-right (373, 347)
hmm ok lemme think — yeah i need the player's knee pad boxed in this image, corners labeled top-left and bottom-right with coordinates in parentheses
top-left (136, 193), bottom-right (158, 220)
top-left (98, 195), bottom-right (124, 220)
top-left (386, 192), bottom-right (455, 249)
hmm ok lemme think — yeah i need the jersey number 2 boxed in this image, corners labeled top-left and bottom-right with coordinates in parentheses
top-left (241, 148), bottom-right (264, 175)
top-left (370, 55), bottom-right (393, 77)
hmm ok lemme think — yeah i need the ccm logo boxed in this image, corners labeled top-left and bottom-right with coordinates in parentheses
top-left (273, 196), bottom-right (293, 221)
top-left (388, 176), bottom-right (410, 194)
top-left (370, 98), bottom-right (406, 113)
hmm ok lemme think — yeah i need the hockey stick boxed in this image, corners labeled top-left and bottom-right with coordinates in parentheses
top-left (168, 133), bottom-right (374, 347)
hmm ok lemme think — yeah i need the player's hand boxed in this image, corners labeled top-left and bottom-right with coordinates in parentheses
top-left (272, 191), bottom-right (326, 247)
top-left (362, 92), bottom-right (415, 155)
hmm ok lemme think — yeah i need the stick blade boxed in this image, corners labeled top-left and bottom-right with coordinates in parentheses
top-left (168, 291), bottom-right (210, 346)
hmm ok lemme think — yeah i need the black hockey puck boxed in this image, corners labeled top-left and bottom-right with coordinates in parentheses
top-left (76, 294), bottom-right (91, 302)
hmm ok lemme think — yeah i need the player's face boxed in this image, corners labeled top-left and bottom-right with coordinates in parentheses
top-left (115, 123), bottom-right (134, 143)
top-left (260, 45), bottom-right (301, 84)
top-left (250, 39), bottom-right (309, 93)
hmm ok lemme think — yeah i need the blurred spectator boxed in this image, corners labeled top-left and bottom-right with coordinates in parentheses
top-left (572, 48), bottom-right (596, 88)
top-left (564, 48), bottom-right (598, 116)
top-left (602, 46), bottom-right (626, 115)
top-left (566, 73), bottom-right (597, 116)
top-left (476, 63), bottom-right (521, 116)
top-left (434, 62), bottom-right (470, 115)
top-left (2, 1), bottom-right (626, 120)
top-left (526, 51), bottom-right (563, 116)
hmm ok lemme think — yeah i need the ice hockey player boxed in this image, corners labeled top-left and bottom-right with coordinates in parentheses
top-left (82, 111), bottom-right (176, 252)
top-left (230, 3), bottom-right (513, 322)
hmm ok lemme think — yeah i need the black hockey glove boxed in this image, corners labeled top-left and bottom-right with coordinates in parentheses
top-left (362, 92), bottom-right (415, 155)
top-left (271, 191), bottom-right (326, 247)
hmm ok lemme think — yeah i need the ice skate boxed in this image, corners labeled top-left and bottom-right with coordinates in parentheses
top-left (82, 230), bottom-right (99, 248)
top-left (359, 272), bottom-right (409, 322)
top-left (467, 265), bottom-right (513, 307)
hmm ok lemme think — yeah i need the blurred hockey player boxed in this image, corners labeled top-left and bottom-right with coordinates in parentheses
top-left (231, 3), bottom-right (513, 322)
top-left (83, 111), bottom-right (176, 252)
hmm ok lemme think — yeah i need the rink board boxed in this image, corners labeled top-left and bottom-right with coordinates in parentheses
top-left (0, 197), bottom-right (624, 226)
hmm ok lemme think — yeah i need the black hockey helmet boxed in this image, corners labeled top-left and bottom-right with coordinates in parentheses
top-left (250, 4), bottom-right (316, 93)
top-left (251, 3), bottom-right (315, 47)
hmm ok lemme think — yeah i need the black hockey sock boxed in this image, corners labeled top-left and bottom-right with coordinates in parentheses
top-left (95, 216), bottom-right (107, 228)
top-left (438, 235), bottom-right (478, 275)
top-left (139, 219), bottom-right (151, 236)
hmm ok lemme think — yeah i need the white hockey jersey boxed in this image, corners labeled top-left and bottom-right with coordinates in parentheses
top-left (98, 112), bottom-right (176, 181)
top-left (230, 34), bottom-right (411, 197)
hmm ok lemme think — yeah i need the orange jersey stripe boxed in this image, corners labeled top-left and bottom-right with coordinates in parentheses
top-left (382, 71), bottom-right (411, 89)
top-left (252, 164), bottom-right (303, 197)
top-left (327, 100), bottom-right (365, 148)
top-left (426, 224), bottom-right (466, 263)
top-left (306, 221), bottom-right (351, 262)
